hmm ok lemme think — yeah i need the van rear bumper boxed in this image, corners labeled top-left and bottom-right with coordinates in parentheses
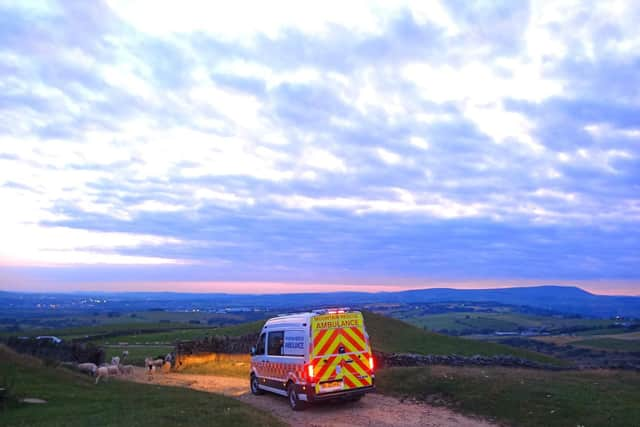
top-left (297, 380), bottom-right (375, 402)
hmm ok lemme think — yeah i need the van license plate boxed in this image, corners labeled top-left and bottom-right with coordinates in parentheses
top-left (320, 380), bottom-right (343, 390)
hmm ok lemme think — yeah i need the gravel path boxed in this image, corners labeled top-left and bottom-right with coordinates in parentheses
top-left (128, 368), bottom-right (499, 427)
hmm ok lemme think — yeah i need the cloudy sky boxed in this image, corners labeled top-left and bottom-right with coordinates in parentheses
top-left (1, 1), bottom-right (639, 294)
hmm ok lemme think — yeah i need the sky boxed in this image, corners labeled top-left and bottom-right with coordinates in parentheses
top-left (0, 1), bottom-right (639, 295)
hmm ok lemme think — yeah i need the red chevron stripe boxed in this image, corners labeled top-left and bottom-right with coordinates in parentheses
top-left (316, 328), bottom-right (340, 356)
top-left (312, 328), bottom-right (328, 349)
top-left (350, 326), bottom-right (366, 344)
top-left (350, 354), bottom-right (371, 374)
top-left (314, 355), bottom-right (337, 381)
top-left (340, 328), bottom-right (365, 352)
top-left (343, 374), bottom-right (357, 389)
top-left (343, 362), bottom-right (366, 387)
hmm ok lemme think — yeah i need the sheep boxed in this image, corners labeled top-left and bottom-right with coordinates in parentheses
top-left (119, 364), bottom-right (134, 375)
top-left (94, 366), bottom-right (109, 384)
top-left (111, 356), bottom-right (120, 366)
top-left (144, 357), bottom-right (158, 380)
top-left (77, 362), bottom-right (97, 376)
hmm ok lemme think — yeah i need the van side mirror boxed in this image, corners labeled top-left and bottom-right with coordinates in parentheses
top-left (250, 346), bottom-right (256, 356)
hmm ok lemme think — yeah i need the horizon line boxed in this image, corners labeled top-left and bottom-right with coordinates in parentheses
top-left (2, 282), bottom-right (640, 298)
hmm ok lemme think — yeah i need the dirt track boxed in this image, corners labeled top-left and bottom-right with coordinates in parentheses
top-left (128, 368), bottom-right (498, 427)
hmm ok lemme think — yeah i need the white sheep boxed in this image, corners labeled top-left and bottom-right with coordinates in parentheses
top-left (94, 366), bottom-right (109, 384)
top-left (77, 362), bottom-right (97, 376)
top-left (111, 356), bottom-right (120, 366)
top-left (119, 364), bottom-right (134, 375)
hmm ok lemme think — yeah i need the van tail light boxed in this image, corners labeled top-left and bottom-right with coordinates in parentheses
top-left (369, 356), bottom-right (375, 371)
top-left (307, 363), bottom-right (314, 381)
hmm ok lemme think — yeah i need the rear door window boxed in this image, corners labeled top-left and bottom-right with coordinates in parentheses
top-left (267, 331), bottom-right (284, 356)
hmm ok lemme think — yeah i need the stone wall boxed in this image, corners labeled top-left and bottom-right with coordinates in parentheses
top-left (5, 337), bottom-right (104, 365)
top-left (173, 333), bottom-right (257, 370)
top-left (373, 351), bottom-right (569, 371)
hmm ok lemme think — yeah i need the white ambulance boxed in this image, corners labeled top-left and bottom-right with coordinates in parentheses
top-left (250, 308), bottom-right (375, 410)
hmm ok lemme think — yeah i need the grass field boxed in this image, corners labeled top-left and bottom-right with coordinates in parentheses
top-left (399, 311), bottom-right (615, 335)
top-left (0, 322), bottom-right (207, 341)
top-left (0, 345), bottom-right (283, 427)
top-left (376, 365), bottom-right (640, 427)
top-left (362, 312), bottom-right (566, 366)
top-left (92, 320), bottom-right (264, 346)
top-left (570, 337), bottom-right (640, 352)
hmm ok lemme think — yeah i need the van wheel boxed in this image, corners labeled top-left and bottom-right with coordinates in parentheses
top-left (287, 383), bottom-right (307, 411)
top-left (250, 374), bottom-right (263, 395)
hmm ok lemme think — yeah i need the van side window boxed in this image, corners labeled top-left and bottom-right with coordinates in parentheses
top-left (256, 333), bottom-right (266, 355)
top-left (267, 331), bottom-right (284, 356)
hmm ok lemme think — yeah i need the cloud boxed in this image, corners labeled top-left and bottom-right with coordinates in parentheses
top-left (0, 0), bottom-right (639, 289)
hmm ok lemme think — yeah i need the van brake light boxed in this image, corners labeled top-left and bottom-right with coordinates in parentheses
top-left (307, 364), bottom-right (314, 380)
top-left (369, 357), bottom-right (374, 371)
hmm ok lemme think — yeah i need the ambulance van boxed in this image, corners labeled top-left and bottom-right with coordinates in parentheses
top-left (250, 308), bottom-right (375, 410)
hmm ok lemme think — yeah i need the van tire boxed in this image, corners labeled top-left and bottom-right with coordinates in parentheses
top-left (250, 374), bottom-right (263, 395)
top-left (287, 383), bottom-right (307, 411)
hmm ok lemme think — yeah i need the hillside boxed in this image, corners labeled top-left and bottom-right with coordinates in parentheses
top-left (377, 366), bottom-right (640, 427)
top-left (362, 312), bottom-right (564, 365)
top-left (0, 345), bottom-right (283, 427)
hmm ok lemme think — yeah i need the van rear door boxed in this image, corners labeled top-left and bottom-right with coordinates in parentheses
top-left (311, 311), bottom-right (373, 394)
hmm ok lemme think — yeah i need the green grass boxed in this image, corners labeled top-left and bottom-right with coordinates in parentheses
top-left (575, 327), bottom-right (637, 336)
top-left (0, 345), bottom-right (283, 427)
top-left (571, 337), bottom-right (640, 352)
top-left (363, 312), bottom-right (566, 366)
top-left (377, 366), bottom-right (640, 427)
top-left (1, 322), bottom-right (207, 341)
top-left (400, 311), bottom-right (615, 335)
top-left (93, 320), bottom-right (265, 346)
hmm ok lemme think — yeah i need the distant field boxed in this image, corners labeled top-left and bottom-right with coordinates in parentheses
top-left (93, 320), bottom-right (264, 346)
top-left (0, 345), bottom-right (283, 427)
top-left (571, 337), bottom-right (640, 353)
top-left (397, 311), bottom-right (615, 335)
top-left (377, 365), bottom-right (640, 427)
top-left (534, 331), bottom-right (640, 353)
top-left (0, 322), bottom-right (207, 341)
top-left (363, 312), bottom-right (566, 366)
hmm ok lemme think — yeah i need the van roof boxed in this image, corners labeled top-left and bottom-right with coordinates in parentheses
top-left (262, 309), bottom-right (360, 329)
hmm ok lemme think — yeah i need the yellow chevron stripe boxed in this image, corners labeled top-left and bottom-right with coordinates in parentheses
top-left (345, 358), bottom-right (369, 378)
top-left (342, 327), bottom-right (367, 350)
top-left (323, 332), bottom-right (365, 356)
top-left (313, 329), bottom-right (337, 356)
top-left (318, 356), bottom-right (341, 382)
top-left (342, 367), bottom-right (361, 389)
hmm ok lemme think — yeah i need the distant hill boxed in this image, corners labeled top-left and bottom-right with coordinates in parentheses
top-left (128, 285), bottom-right (640, 317)
top-left (3, 285), bottom-right (639, 318)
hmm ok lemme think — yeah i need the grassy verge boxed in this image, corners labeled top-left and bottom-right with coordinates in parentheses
top-left (0, 345), bottom-right (283, 427)
top-left (363, 312), bottom-right (566, 366)
top-left (377, 366), bottom-right (640, 427)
